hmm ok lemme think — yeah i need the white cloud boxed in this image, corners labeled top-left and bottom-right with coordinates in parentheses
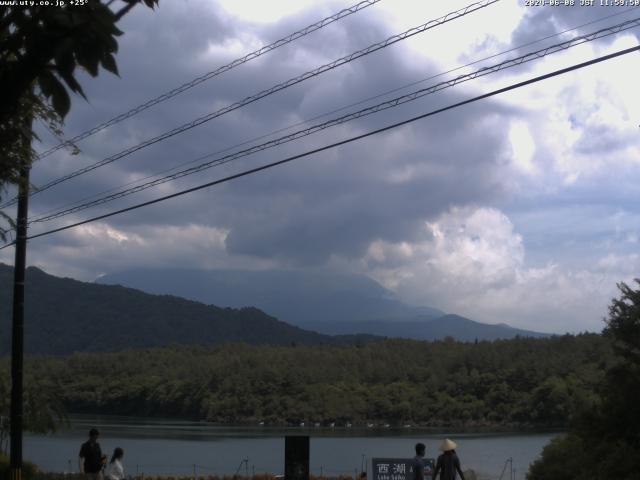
top-left (216, 0), bottom-right (321, 24)
top-left (9, 223), bottom-right (259, 281)
top-left (490, 34), bottom-right (640, 188)
top-left (508, 120), bottom-right (537, 175)
top-left (375, 0), bottom-right (525, 69)
top-left (361, 207), bottom-right (635, 333)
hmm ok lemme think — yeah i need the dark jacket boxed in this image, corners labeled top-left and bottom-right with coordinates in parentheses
top-left (79, 440), bottom-right (103, 473)
top-left (433, 451), bottom-right (465, 480)
top-left (413, 455), bottom-right (424, 480)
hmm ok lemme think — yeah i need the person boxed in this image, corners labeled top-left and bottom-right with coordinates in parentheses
top-left (79, 428), bottom-right (103, 480)
top-left (433, 439), bottom-right (465, 480)
top-left (105, 447), bottom-right (125, 480)
top-left (413, 442), bottom-right (426, 480)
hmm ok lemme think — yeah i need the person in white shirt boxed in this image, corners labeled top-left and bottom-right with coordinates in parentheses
top-left (105, 447), bottom-right (125, 480)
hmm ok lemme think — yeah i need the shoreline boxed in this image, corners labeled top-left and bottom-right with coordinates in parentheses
top-left (63, 413), bottom-right (565, 436)
top-left (23, 431), bottom-right (553, 480)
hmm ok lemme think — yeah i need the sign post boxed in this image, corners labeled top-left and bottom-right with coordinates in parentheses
top-left (372, 458), bottom-right (435, 480)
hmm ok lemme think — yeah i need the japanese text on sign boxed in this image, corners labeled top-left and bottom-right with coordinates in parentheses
top-left (372, 458), bottom-right (434, 480)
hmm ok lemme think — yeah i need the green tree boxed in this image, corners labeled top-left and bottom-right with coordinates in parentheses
top-left (528, 280), bottom-right (640, 479)
top-left (0, 368), bottom-right (66, 454)
top-left (587, 279), bottom-right (640, 477)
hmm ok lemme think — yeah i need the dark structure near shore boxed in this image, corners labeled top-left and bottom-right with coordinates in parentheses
top-left (285, 436), bottom-right (309, 480)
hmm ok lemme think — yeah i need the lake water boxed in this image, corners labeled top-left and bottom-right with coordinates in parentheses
top-left (24, 415), bottom-right (557, 480)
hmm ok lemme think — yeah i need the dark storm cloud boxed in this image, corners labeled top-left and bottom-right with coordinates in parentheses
top-left (189, 95), bottom-right (513, 263)
top-left (30, 2), bottom-right (393, 186)
top-left (22, 0), bottom-right (521, 270)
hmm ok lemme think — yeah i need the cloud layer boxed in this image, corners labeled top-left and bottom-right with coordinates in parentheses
top-left (2, 0), bottom-right (640, 333)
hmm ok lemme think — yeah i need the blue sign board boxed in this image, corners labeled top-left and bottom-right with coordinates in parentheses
top-left (371, 458), bottom-right (435, 480)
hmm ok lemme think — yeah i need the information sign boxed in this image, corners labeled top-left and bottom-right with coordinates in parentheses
top-left (371, 458), bottom-right (435, 480)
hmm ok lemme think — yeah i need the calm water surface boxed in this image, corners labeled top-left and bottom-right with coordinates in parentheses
top-left (24, 415), bottom-right (556, 480)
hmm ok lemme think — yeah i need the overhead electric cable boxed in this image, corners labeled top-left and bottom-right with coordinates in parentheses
top-left (1, 0), bottom-right (498, 210)
top-left (31, 5), bottom-right (639, 221)
top-left (27, 16), bottom-right (640, 225)
top-left (34, 0), bottom-right (385, 160)
top-left (1, 43), bottom-right (634, 248)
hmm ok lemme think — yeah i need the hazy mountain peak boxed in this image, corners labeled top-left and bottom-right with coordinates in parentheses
top-left (0, 264), bottom-right (549, 352)
top-left (97, 267), bottom-right (446, 325)
top-left (97, 267), bottom-right (548, 340)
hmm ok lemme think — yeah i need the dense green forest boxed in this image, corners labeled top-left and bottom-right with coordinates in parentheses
top-left (1, 334), bottom-right (611, 428)
top-left (527, 281), bottom-right (640, 479)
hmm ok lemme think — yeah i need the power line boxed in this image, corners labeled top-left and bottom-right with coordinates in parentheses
top-left (34, 0), bottom-right (385, 160)
top-left (0, 0), bottom-right (498, 210)
top-left (27, 16), bottom-right (640, 225)
top-left (29, 6), bottom-right (639, 222)
top-left (4, 43), bottom-right (636, 247)
top-left (28, 15), bottom-right (640, 223)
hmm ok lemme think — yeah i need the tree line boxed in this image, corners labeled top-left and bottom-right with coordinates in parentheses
top-left (0, 333), bottom-right (612, 429)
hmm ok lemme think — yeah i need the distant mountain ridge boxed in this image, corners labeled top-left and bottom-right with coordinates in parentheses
top-left (98, 267), bottom-right (548, 341)
top-left (305, 314), bottom-right (547, 341)
top-left (98, 268), bottom-right (445, 325)
top-left (0, 264), bottom-right (375, 356)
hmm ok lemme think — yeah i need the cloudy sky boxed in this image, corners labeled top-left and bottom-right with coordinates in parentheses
top-left (2, 0), bottom-right (640, 334)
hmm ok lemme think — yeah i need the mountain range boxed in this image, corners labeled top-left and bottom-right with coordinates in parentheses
top-left (98, 268), bottom-right (443, 324)
top-left (0, 263), bottom-right (373, 355)
top-left (99, 267), bottom-right (547, 341)
top-left (0, 264), bottom-right (547, 356)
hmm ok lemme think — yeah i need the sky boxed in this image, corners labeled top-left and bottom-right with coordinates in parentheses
top-left (2, 0), bottom-right (640, 334)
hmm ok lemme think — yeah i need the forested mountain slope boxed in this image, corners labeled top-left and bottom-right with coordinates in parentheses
top-left (0, 264), bottom-right (374, 355)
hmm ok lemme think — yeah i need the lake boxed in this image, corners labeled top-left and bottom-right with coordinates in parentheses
top-left (24, 415), bottom-right (557, 480)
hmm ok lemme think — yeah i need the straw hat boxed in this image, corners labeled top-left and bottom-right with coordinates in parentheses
top-left (439, 438), bottom-right (457, 451)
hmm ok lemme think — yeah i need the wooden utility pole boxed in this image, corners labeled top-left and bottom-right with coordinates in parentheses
top-left (10, 164), bottom-right (30, 480)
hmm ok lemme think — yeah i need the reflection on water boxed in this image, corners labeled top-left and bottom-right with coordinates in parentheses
top-left (25, 415), bottom-right (557, 480)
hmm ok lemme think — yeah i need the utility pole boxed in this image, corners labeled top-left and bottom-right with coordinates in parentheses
top-left (10, 162), bottom-right (30, 480)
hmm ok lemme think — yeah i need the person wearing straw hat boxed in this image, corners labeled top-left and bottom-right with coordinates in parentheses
top-left (433, 439), bottom-right (465, 480)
